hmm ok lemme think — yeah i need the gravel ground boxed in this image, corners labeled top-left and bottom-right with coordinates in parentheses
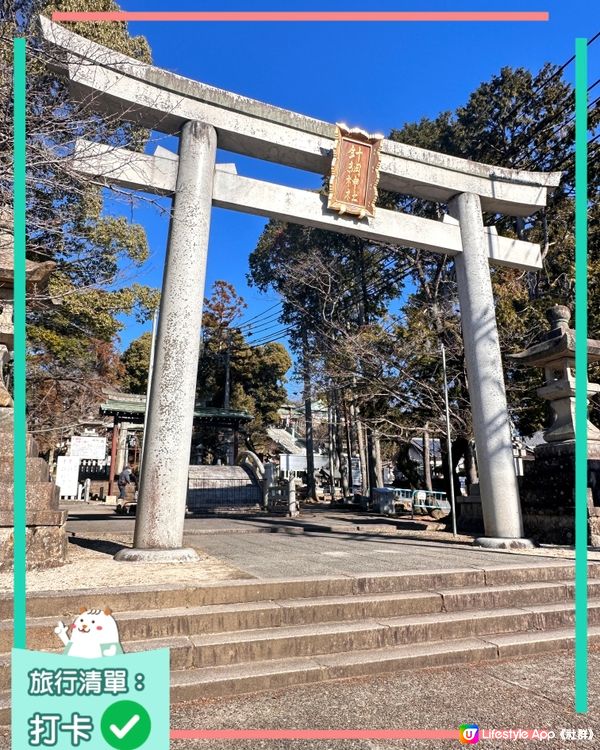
top-left (0, 533), bottom-right (252, 593)
top-left (2, 649), bottom-right (594, 749)
top-left (167, 649), bottom-right (600, 750)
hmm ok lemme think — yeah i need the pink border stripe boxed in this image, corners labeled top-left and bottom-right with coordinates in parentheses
top-left (170, 729), bottom-right (459, 740)
top-left (51, 11), bottom-right (549, 23)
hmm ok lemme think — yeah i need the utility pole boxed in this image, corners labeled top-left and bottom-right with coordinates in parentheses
top-left (223, 328), bottom-right (232, 409)
top-left (302, 329), bottom-right (317, 501)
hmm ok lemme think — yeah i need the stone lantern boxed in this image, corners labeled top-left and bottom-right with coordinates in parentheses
top-left (510, 305), bottom-right (600, 544)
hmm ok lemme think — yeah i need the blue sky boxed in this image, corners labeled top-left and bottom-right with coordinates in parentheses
top-left (107, 0), bottom-right (599, 390)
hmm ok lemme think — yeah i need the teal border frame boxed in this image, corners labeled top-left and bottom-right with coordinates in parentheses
top-left (11, 28), bottom-right (591, 713)
top-left (12, 36), bottom-right (26, 652)
top-left (574, 37), bottom-right (589, 715)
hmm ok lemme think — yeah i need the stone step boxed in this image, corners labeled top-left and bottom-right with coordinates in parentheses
top-left (0, 508), bottom-right (66, 527)
top-left (2, 599), bottom-right (594, 687)
top-left (0, 457), bottom-right (49, 483)
top-left (0, 431), bottom-right (39, 458)
top-left (0, 523), bottom-right (68, 573)
top-left (5, 579), bottom-right (599, 653)
top-left (171, 637), bottom-right (501, 701)
top-left (2, 625), bottom-right (598, 723)
top-left (169, 624), bottom-right (600, 702)
top-left (136, 599), bottom-right (598, 669)
top-left (0, 591), bottom-right (441, 652)
top-left (2, 561), bottom-right (594, 617)
top-left (0, 482), bottom-right (60, 513)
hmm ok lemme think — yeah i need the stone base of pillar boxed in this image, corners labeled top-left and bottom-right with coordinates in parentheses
top-left (455, 485), bottom-right (485, 533)
top-left (114, 547), bottom-right (200, 563)
top-left (518, 439), bottom-right (600, 545)
top-left (475, 536), bottom-right (537, 550)
top-left (0, 416), bottom-right (68, 571)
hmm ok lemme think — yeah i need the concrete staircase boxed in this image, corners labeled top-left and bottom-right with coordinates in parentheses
top-left (1, 561), bottom-right (599, 722)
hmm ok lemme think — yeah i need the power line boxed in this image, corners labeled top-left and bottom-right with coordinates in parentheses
top-left (227, 47), bottom-right (600, 350)
top-left (247, 259), bottom-right (416, 351)
top-left (246, 254), bottom-right (410, 348)
top-left (242, 312), bottom-right (287, 335)
top-left (237, 310), bottom-right (283, 332)
top-left (549, 132), bottom-right (599, 172)
top-left (233, 301), bottom-right (281, 329)
top-left (247, 325), bottom-right (296, 347)
top-left (500, 32), bottom-right (600, 127)
top-left (511, 87), bottom-right (600, 170)
top-left (477, 36), bottom-right (600, 173)
top-left (229, 258), bottom-right (405, 336)
top-left (242, 244), bottom-right (403, 343)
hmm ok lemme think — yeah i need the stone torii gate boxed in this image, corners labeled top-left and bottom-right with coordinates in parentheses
top-left (40, 17), bottom-right (561, 559)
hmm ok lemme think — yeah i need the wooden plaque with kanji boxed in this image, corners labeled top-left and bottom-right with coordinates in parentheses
top-left (327, 125), bottom-right (383, 219)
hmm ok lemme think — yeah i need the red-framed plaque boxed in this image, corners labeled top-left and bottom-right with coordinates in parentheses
top-left (327, 124), bottom-right (383, 219)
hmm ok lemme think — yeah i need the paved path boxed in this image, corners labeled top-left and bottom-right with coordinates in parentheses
top-left (190, 530), bottom-right (554, 578)
top-left (62, 503), bottom-right (592, 580)
top-left (63, 503), bottom-right (441, 536)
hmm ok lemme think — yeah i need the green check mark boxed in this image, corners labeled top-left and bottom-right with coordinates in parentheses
top-left (101, 700), bottom-right (151, 749)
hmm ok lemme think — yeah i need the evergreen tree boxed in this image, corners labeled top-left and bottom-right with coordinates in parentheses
top-left (250, 62), bottom-right (599, 451)
top-left (196, 281), bottom-right (292, 452)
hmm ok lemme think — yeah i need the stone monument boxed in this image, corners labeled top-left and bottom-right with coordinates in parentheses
top-left (0, 209), bottom-right (68, 570)
top-left (510, 305), bottom-right (600, 544)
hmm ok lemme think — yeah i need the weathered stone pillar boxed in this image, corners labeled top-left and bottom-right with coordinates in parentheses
top-left (449, 192), bottom-right (532, 547)
top-left (116, 121), bottom-right (217, 562)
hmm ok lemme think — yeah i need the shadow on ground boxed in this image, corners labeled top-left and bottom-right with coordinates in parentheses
top-left (67, 535), bottom-right (128, 556)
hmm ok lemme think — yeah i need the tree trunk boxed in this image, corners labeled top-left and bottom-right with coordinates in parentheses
top-left (355, 244), bottom-right (372, 498)
top-left (342, 393), bottom-right (353, 495)
top-left (375, 433), bottom-right (384, 487)
top-left (366, 427), bottom-right (383, 496)
top-left (464, 439), bottom-right (479, 492)
top-left (327, 398), bottom-right (336, 500)
top-left (352, 402), bottom-right (369, 496)
top-left (440, 437), bottom-right (452, 501)
top-left (335, 404), bottom-right (350, 498)
top-left (223, 329), bottom-right (231, 409)
top-left (302, 335), bottom-right (317, 502)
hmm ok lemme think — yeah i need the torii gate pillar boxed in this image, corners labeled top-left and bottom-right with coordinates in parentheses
top-left (449, 192), bottom-right (533, 548)
top-left (115, 121), bottom-right (216, 562)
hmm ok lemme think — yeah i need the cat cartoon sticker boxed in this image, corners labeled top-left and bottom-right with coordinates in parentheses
top-left (54, 607), bottom-right (124, 658)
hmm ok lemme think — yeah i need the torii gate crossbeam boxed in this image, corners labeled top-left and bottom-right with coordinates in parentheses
top-left (40, 17), bottom-right (562, 557)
